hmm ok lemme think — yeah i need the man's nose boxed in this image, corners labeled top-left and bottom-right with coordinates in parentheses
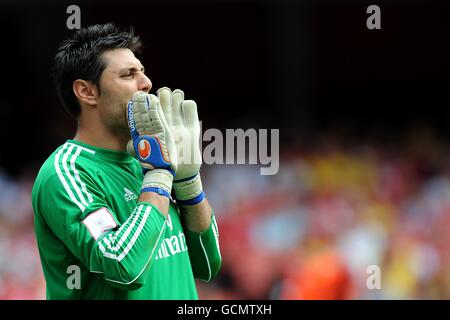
top-left (139, 73), bottom-right (152, 93)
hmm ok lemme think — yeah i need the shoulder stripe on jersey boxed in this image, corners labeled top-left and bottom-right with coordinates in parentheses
top-left (72, 147), bottom-right (94, 203)
top-left (63, 144), bottom-right (89, 208)
top-left (63, 143), bottom-right (93, 209)
top-left (67, 142), bottom-right (96, 154)
top-left (54, 143), bottom-right (93, 212)
top-left (54, 144), bottom-right (86, 212)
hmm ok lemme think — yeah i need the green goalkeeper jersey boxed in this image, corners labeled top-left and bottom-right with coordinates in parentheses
top-left (32, 140), bottom-right (221, 300)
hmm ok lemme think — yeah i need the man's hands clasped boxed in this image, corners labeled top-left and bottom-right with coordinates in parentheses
top-left (127, 88), bottom-right (205, 205)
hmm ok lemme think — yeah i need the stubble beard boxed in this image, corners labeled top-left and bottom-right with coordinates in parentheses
top-left (103, 101), bottom-right (131, 144)
top-left (115, 106), bottom-right (131, 141)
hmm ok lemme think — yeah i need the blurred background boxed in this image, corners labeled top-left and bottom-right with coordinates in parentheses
top-left (0, 0), bottom-right (450, 299)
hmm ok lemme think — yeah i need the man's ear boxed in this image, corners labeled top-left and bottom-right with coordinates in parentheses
top-left (73, 79), bottom-right (98, 107)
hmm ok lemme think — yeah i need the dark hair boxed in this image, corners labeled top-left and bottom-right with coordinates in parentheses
top-left (53, 23), bottom-right (142, 118)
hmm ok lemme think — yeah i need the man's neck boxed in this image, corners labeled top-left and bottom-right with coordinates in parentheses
top-left (74, 127), bottom-right (128, 152)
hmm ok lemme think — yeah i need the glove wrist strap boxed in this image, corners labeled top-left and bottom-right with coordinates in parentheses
top-left (142, 169), bottom-right (173, 197)
top-left (141, 187), bottom-right (171, 199)
top-left (173, 173), bottom-right (204, 205)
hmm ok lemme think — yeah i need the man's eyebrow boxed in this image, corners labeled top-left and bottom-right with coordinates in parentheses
top-left (119, 66), bottom-right (145, 74)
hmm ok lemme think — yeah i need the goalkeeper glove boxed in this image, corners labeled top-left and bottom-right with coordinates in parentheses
top-left (157, 87), bottom-right (204, 205)
top-left (126, 91), bottom-right (177, 198)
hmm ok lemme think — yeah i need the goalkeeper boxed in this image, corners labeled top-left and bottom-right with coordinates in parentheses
top-left (31, 23), bottom-right (221, 299)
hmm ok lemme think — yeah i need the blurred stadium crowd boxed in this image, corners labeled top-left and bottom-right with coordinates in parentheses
top-left (2, 128), bottom-right (450, 299)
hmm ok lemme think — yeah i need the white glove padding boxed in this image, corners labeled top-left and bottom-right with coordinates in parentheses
top-left (126, 91), bottom-right (177, 197)
top-left (157, 87), bottom-right (202, 180)
top-left (157, 87), bottom-right (204, 204)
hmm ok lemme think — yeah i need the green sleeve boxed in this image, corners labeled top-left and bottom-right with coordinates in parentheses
top-left (184, 211), bottom-right (222, 282)
top-left (35, 171), bottom-right (166, 291)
